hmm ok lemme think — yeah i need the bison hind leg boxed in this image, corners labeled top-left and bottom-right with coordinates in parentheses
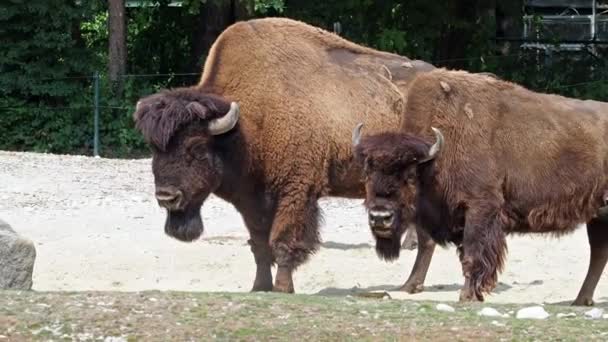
top-left (401, 226), bottom-right (418, 250)
top-left (572, 216), bottom-right (608, 306)
top-left (269, 190), bottom-right (323, 293)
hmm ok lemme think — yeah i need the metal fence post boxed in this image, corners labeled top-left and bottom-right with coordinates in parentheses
top-left (93, 71), bottom-right (100, 157)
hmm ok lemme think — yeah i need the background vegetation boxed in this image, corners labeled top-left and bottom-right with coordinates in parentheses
top-left (1, 0), bottom-right (607, 157)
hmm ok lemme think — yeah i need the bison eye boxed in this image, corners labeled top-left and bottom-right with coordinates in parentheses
top-left (186, 140), bottom-right (210, 162)
top-left (403, 168), bottom-right (416, 182)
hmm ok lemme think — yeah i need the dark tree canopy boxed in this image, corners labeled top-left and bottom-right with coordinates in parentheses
top-left (0, 0), bottom-right (606, 156)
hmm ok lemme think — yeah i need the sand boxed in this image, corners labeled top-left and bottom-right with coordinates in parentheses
top-left (0, 150), bottom-right (605, 305)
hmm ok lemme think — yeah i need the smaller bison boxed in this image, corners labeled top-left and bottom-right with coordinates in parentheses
top-left (352, 68), bottom-right (608, 304)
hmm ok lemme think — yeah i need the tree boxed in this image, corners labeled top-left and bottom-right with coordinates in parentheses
top-left (109, 0), bottom-right (127, 94)
top-left (0, 0), bottom-right (98, 153)
top-left (188, 0), bottom-right (258, 72)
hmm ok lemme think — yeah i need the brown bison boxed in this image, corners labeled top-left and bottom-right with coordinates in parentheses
top-left (352, 68), bottom-right (608, 305)
top-left (133, 17), bottom-right (434, 293)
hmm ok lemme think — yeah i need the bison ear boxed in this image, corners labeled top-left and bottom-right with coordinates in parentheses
top-left (186, 101), bottom-right (210, 119)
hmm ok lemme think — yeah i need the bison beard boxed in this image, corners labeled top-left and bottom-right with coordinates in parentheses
top-left (374, 235), bottom-right (402, 261)
top-left (373, 214), bottom-right (408, 261)
top-left (164, 208), bottom-right (204, 242)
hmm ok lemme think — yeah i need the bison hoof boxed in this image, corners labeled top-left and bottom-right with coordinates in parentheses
top-left (272, 284), bottom-right (295, 294)
top-left (459, 289), bottom-right (483, 302)
top-left (571, 297), bottom-right (594, 306)
top-left (251, 284), bottom-right (273, 292)
top-left (401, 239), bottom-right (418, 251)
top-left (398, 282), bottom-right (424, 294)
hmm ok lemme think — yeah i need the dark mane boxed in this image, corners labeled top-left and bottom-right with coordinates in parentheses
top-left (355, 132), bottom-right (431, 168)
top-left (133, 87), bottom-right (231, 151)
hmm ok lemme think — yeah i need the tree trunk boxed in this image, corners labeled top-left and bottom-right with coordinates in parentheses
top-left (434, 0), bottom-right (497, 69)
top-left (188, 0), bottom-right (254, 73)
top-left (496, 0), bottom-right (524, 55)
top-left (108, 0), bottom-right (127, 95)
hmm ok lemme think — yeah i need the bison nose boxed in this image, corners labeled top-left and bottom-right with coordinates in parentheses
top-left (155, 187), bottom-right (184, 211)
top-left (369, 210), bottom-right (395, 229)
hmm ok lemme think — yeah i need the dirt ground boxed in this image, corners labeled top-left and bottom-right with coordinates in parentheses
top-left (0, 150), bottom-right (606, 305)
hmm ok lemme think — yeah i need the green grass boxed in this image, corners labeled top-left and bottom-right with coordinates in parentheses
top-left (0, 291), bottom-right (606, 341)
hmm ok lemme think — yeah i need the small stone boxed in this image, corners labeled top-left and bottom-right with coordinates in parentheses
top-left (436, 303), bottom-right (455, 313)
top-left (516, 306), bottom-right (550, 320)
top-left (584, 308), bottom-right (604, 319)
top-left (359, 310), bottom-right (369, 315)
top-left (491, 320), bottom-right (505, 327)
top-left (602, 314), bottom-right (608, 319)
top-left (556, 312), bottom-right (576, 318)
top-left (478, 307), bottom-right (504, 317)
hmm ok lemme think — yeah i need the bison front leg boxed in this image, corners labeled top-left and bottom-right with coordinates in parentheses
top-left (248, 230), bottom-right (274, 292)
top-left (572, 217), bottom-right (608, 306)
top-left (269, 192), bottom-right (321, 293)
top-left (459, 206), bottom-right (507, 302)
top-left (399, 226), bottom-right (435, 293)
top-left (242, 210), bottom-right (275, 292)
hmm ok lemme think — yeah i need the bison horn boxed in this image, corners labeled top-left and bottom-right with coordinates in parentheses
top-left (352, 123), bottom-right (364, 148)
top-left (208, 102), bottom-right (240, 135)
top-left (420, 127), bottom-right (444, 163)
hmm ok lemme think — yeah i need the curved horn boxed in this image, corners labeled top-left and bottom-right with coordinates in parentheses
top-left (419, 127), bottom-right (444, 163)
top-left (352, 123), bottom-right (364, 148)
top-left (208, 102), bottom-right (240, 135)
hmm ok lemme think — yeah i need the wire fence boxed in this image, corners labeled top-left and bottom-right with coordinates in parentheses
top-left (1, 49), bottom-right (607, 157)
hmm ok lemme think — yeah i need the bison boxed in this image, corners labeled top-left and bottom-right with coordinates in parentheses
top-left (352, 68), bottom-right (608, 305)
top-left (133, 17), bottom-right (435, 293)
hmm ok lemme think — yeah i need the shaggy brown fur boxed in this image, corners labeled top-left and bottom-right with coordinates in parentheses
top-left (133, 17), bottom-right (435, 293)
top-left (356, 68), bottom-right (608, 304)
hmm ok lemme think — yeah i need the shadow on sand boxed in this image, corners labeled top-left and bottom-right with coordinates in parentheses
top-left (316, 282), bottom-right (513, 296)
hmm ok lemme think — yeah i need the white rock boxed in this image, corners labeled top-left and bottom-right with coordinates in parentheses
top-left (584, 308), bottom-right (604, 319)
top-left (478, 307), bottom-right (505, 317)
top-left (436, 303), bottom-right (455, 312)
top-left (491, 320), bottom-right (506, 327)
top-left (603, 314), bottom-right (608, 319)
top-left (516, 306), bottom-right (550, 320)
top-left (556, 312), bottom-right (576, 318)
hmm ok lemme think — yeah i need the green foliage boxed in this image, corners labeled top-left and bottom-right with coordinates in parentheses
top-left (254, 0), bottom-right (285, 14)
top-left (0, 0), bottom-right (101, 153)
top-left (1, 0), bottom-right (607, 157)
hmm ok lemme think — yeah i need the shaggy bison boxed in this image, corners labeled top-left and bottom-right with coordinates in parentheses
top-left (353, 68), bottom-right (608, 304)
top-left (133, 17), bottom-right (434, 293)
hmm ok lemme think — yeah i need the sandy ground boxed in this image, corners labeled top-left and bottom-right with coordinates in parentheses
top-left (0, 150), bottom-right (606, 305)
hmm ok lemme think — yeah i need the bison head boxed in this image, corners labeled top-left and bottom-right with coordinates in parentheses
top-left (352, 123), bottom-right (443, 260)
top-left (133, 87), bottom-right (240, 242)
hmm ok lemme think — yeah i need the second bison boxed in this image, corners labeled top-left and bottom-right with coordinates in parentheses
top-left (353, 68), bottom-right (608, 304)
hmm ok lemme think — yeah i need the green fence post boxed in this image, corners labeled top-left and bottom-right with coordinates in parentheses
top-left (93, 71), bottom-right (100, 157)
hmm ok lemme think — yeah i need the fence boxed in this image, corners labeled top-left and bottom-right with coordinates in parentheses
top-left (1, 50), bottom-right (607, 158)
top-left (0, 71), bottom-right (201, 158)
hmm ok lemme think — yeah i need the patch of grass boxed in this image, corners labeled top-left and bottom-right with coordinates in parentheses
top-left (0, 291), bottom-right (606, 341)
